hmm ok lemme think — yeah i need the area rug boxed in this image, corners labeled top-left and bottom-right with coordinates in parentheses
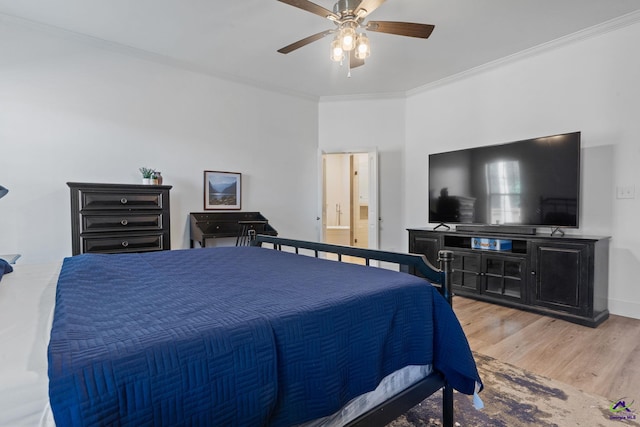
top-left (389, 353), bottom-right (639, 427)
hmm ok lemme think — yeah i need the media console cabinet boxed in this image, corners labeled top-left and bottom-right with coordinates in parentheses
top-left (408, 228), bottom-right (610, 327)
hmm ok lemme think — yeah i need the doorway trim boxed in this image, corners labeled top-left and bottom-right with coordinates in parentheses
top-left (317, 148), bottom-right (379, 250)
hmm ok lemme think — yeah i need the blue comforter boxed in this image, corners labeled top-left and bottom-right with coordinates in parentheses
top-left (48, 247), bottom-right (481, 426)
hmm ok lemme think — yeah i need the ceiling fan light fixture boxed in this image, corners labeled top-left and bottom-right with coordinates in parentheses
top-left (355, 33), bottom-right (370, 59)
top-left (330, 36), bottom-right (344, 62)
top-left (276, 0), bottom-right (435, 73)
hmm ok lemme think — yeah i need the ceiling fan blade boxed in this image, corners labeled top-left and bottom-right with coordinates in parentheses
top-left (277, 30), bottom-right (334, 54)
top-left (354, 0), bottom-right (386, 17)
top-left (278, 0), bottom-right (339, 21)
top-left (350, 53), bottom-right (365, 69)
top-left (365, 21), bottom-right (435, 38)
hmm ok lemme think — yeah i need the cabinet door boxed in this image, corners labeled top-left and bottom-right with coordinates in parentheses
top-left (410, 234), bottom-right (440, 267)
top-left (481, 254), bottom-right (527, 302)
top-left (531, 242), bottom-right (590, 315)
top-left (451, 251), bottom-right (481, 293)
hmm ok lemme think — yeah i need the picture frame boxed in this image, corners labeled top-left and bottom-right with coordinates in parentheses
top-left (204, 171), bottom-right (241, 210)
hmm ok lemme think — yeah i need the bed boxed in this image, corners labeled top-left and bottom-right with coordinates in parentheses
top-left (0, 235), bottom-right (482, 426)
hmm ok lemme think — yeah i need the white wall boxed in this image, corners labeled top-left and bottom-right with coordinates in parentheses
top-left (2, 14), bottom-right (638, 320)
top-left (319, 97), bottom-right (406, 252)
top-left (0, 18), bottom-right (319, 263)
top-left (405, 21), bottom-right (640, 319)
top-left (317, 20), bottom-right (640, 320)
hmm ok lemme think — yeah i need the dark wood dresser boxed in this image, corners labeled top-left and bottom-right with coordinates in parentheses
top-left (68, 182), bottom-right (172, 255)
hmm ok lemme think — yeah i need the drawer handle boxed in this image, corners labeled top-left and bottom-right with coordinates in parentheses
top-left (121, 241), bottom-right (129, 247)
top-left (120, 198), bottom-right (128, 204)
top-left (120, 219), bottom-right (129, 226)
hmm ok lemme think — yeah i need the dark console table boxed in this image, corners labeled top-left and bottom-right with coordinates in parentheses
top-left (408, 228), bottom-right (610, 327)
top-left (189, 212), bottom-right (277, 248)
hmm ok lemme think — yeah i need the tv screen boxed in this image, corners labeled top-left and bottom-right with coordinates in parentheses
top-left (428, 132), bottom-right (581, 228)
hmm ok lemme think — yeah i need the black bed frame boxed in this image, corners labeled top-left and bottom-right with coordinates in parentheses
top-left (252, 235), bottom-right (455, 427)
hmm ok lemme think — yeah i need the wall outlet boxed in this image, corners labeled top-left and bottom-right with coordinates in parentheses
top-left (616, 185), bottom-right (635, 199)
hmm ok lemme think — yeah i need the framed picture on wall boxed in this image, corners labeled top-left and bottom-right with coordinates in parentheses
top-left (204, 171), bottom-right (241, 210)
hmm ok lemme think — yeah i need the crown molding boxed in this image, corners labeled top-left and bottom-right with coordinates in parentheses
top-left (319, 91), bottom-right (406, 103)
top-left (406, 10), bottom-right (640, 97)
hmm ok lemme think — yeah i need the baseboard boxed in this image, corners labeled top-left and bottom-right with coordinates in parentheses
top-left (608, 298), bottom-right (640, 320)
top-left (455, 224), bottom-right (537, 235)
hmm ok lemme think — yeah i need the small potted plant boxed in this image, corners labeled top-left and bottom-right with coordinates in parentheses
top-left (139, 167), bottom-right (155, 185)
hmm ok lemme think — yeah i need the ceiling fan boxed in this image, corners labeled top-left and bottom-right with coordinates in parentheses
top-left (277, 0), bottom-right (435, 70)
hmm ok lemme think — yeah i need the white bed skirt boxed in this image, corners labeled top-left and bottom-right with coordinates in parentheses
top-left (0, 263), bottom-right (59, 427)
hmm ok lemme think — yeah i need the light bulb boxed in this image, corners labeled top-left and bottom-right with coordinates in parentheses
top-left (340, 26), bottom-right (356, 51)
top-left (330, 37), bottom-right (344, 62)
top-left (355, 33), bottom-right (370, 59)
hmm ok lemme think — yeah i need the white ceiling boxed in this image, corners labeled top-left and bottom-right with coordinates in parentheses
top-left (2, 0), bottom-right (640, 99)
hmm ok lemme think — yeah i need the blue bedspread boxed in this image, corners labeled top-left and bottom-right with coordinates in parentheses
top-left (48, 247), bottom-right (481, 426)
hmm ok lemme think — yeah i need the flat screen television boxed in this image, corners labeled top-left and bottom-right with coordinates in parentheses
top-left (428, 132), bottom-right (581, 229)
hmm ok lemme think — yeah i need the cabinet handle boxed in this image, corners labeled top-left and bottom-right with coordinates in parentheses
top-left (121, 241), bottom-right (129, 247)
top-left (120, 197), bottom-right (128, 204)
top-left (120, 219), bottom-right (128, 226)
top-left (531, 271), bottom-right (536, 275)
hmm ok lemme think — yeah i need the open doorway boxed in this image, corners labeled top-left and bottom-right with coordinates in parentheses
top-left (320, 150), bottom-right (378, 255)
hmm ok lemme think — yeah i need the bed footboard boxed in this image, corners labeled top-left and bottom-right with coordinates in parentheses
top-left (252, 235), bottom-right (453, 303)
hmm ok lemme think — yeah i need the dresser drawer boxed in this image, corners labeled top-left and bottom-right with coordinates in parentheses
top-left (81, 233), bottom-right (165, 254)
top-left (194, 220), bottom-right (238, 234)
top-left (81, 214), bottom-right (163, 233)
top-left (80, 191), bottom-right (164, 210)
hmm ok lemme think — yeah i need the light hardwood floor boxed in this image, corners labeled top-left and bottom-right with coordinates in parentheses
top-left (452, 296), bottom-right (640, 401)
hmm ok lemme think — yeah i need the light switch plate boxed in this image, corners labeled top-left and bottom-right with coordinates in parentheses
top-left (616, 185), bottom-right (635, 199)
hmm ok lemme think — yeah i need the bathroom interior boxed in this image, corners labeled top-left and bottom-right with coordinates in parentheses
top-left (323, 152), bottom-right (369, 252)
